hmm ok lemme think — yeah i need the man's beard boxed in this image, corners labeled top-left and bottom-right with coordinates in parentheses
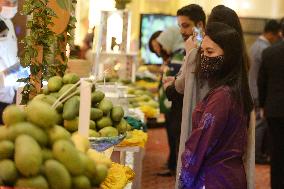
top-left (182, 34), bottom-right (190, 41)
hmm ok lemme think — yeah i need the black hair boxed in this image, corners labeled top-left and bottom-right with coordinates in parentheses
top-left (148, 30), bottom-right (162, 53)
top-left (264, 19), bottom-right (281, 34)
top-left (281, 17), bottom-right (284, 35)
top-left (197, 22), bottom-right (253, 115)
top-left (177, 4), bottom-right (206, 26)
top-left (207, 5), bottom-right (252, 86)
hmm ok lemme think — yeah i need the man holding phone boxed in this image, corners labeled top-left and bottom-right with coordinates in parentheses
top-left (0, 0), bottom-right (18, 124)
top-left (162, 4), bottom-right (206, 178)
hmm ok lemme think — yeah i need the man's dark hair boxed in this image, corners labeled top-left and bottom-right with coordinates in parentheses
top-left (148, 30), bottom-right (162, 53)
top-left (177, 4), bottom-right (206, 26)
top-left (264, 20), bottom-right (281, 34)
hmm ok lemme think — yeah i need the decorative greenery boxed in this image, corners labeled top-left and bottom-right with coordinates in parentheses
top-left (115, 0), bottom-right (132, 10)
top-left (19, 0), bottom-right (77, 104)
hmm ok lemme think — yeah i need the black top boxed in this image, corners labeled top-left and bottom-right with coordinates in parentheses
top-left (258, 40), bottom-right (284, 118)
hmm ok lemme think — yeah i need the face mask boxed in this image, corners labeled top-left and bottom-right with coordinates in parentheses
top-left (0, 6), bottom-right (17, 19)
top-left (200, 54), bottom-right (224, 79)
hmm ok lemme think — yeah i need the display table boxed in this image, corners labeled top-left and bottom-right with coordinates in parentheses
top-left (111, 146), bottom-right (145, 189)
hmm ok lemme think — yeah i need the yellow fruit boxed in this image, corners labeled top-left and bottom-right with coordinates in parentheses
top-left (71, 133), bottom-right (90, 153)
top-left (87, 149), bottom-right (112, 168)
top-left (0, 126), bottom-right (11, 141)
top-left (15, 135), bottom-right (42, 177)
top-left (2, 105), bottom-right (26, 126)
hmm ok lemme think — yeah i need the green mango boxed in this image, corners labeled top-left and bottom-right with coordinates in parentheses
top-left (63, 73), bottom-right (80, 84)
top-left (16, 175), bottom-right (48, 189)
top-left (48, 125), bottom-right (71, 144)
top-left (9, 122), bottom-right (48, 146)
top-left (72, 175), bottom-right (91, 189)
top-left (91, 91), bottom-right (105, 103)
top-left (58, 84), bottom-right (76, 98)
top-left (45, 159), bottom-right (71, 189)
top-left (15, 135), bottom-right (42, 177)
top-left (97, 99), bottom-right (113, 115)
top-left (91, 164), bottom-right (109, 186)
top-left (89, 120), bottom-right (96, 130)
top-left (48, 76), bottom-right (63, 92)
top-left (89, 129), bottom-right (100, 137)
top-left (90, 108), bottom-right (103, 120)
top-left (0, 159), bottom-right (18, 185)
top-left (0, 140), bottom-right (14, 159)
top-left (52, 139), bottom-right (84, 176)
top-left (96, 117), bottom-right (113, 130)
top-left (111, 106), bottom-right (124, 122)
top-left (64, 117), bottom-right (79, 132)
top-left (2, 105), bottom-right (26, 126)
top-left (63, 96), bottom-right (80, 120)
top-left (26, 100), bottom-right (59, 129)
top-left (99, 127), bottom-right (118, 137)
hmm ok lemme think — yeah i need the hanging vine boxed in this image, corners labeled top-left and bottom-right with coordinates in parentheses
top-left (19, 0), bottom-right (77, 104)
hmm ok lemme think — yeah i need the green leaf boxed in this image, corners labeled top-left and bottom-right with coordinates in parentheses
top-left (56, 0), bottom-right (71, 11)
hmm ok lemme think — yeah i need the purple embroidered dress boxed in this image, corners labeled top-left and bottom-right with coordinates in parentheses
top-left (179, 86), bottom-right (248, 189)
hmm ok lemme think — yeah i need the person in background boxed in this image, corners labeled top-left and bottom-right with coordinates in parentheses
top-left (179, 21), bottom-right (253, 189)
top-left (148, 27), bottom-right (185, 176)
top-left (249, 19), bottom-right (281, 164)
top-left (168, 5), bottom-right (255, 189)
top-left (162, 4), bottom-right (206, 177)
top-left (258, 20), bottom-right (284, 189)
top-left (0, 0), bottom-right (18, 125)
top-left (81, 26), bottom-right (95, 59)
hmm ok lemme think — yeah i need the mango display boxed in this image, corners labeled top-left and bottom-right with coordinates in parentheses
top-left (0, 98), bottom-right (113, 188)
top-left (47, 76), bottom-right (63, 92)
top-left (2, 105), bottom-right (26, 126)
top-left (16, 175), bottom-right (49, 189)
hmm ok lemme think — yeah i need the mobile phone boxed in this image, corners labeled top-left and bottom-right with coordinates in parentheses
top-left (193, 27), bottom-right (203, 47)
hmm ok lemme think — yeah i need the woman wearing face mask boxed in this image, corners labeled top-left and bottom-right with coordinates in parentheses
top-left (0, 0), bottom-right (19, 125)
top-left (178, 22), bottom-right (253, 189)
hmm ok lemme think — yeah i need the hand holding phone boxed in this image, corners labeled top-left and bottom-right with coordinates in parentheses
top-left (193, 27), bottom-right (203, 47)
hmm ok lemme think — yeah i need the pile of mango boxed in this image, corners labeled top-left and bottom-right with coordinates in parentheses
top-left (0, 102), bottom-right (112, 189)
top-left (128, 88), bottom-right (159, 118)
top-left (34, 73), bottom-right (132, 138)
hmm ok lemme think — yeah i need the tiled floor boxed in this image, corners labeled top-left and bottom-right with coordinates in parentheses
top-left (142, 128), bottom-right (270, 189)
